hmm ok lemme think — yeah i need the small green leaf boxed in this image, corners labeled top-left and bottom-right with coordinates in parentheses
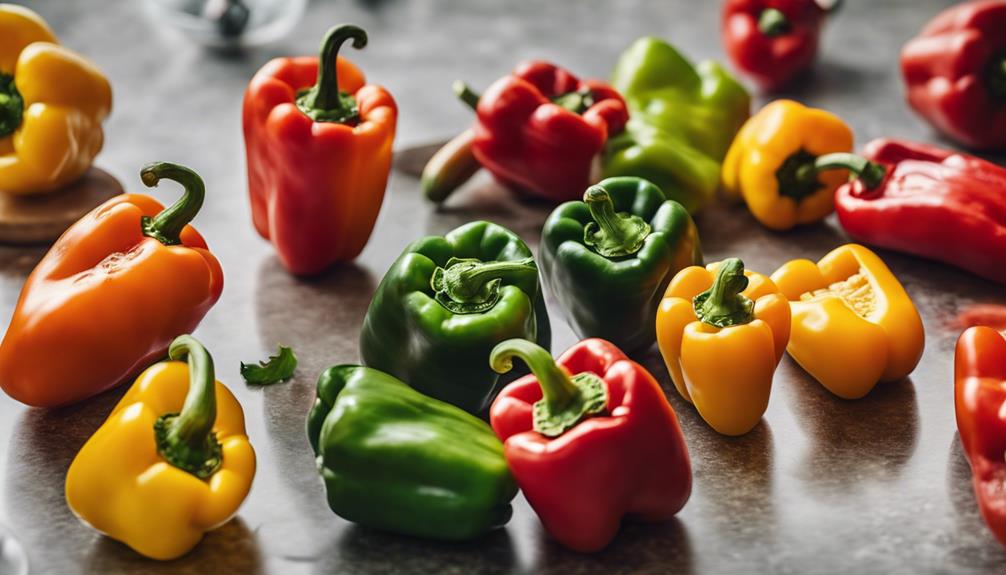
top-left (241, 346), bottom-right (297, 385)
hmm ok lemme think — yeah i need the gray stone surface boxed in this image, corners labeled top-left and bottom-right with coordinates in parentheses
top-left (0, 0), bottom-right (1004, 573)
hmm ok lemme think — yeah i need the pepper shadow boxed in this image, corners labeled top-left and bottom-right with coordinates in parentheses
top-left (320, 523), bottom-right (517, 573)
top-left (943, 434), bottom-right (1006, 567)
top-left (534, 517), bottom-right (693, 574)
top-left (784, 358), bottom-right (919, 495)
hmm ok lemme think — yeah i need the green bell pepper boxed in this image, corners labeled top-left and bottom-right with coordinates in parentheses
top-left (306, 365), bottom-right (518, 540)
top-left (360, 220), bottom-right (550, 413)
top-left (603, 37), bottom-right (751, 213)
top-left (540, 177), bottom-right (702, 352)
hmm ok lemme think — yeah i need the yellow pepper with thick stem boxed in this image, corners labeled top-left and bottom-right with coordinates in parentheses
top-left (65, 335), bottom-right (255, 560)
top-left (770, 244), bottom-right (925, 400)
top-left (0, 4), bottom-right (111, 195)
top-left (656, 258), bottom-right (790, 436)
top-left (721, 99), bottom-right (885, 231)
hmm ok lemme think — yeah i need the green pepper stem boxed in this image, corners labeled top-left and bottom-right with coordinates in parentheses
top-left (154, 335), bottom-right (223, 480)
top-left (0, 73), bottom-right (23, 139)
top-left (693, 258), bottom-right (755, 328)
top-left (583, 185), bottom-right (651, 258)
top-left (454, 81), bottom-right (481, 111)
top-left (490, 339), bottom-right (608, 437)
top-left (446, 258), bottom-right (536, 299)
top-left (551, 88), bottom-right (594, 115)
top-left (988, 53), bottom-right (1006, 101)
top-left (296, 25), bottom-right (367, 124)
top-left (140, 162), bottom-right (206, 246)
top-left (796, 153), bottom-right (887, 191)
top-left (758, 8), bottom-right (790, 36)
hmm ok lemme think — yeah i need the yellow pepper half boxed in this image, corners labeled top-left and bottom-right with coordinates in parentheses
top-left (0, 4), bottom-right (111, 195)
top-left (770, 244), bottom-right (925, 399)
top-left (656, 258), bottom-right (790, 435)
top-left (65, 335), bottom-right (255, 560)
top-left (721, 99), bottom-right (884, 231)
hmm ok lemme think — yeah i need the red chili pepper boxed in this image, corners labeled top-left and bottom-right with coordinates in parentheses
top-left (834, 138), bottom-right (1006, 284)
top-left (450, 61), bottom-right (628, 203)
top-left (721, 0), bottom-right (832, 91)
top-left (955, 326), bottom-right (1006, 548)
top-left (901, 0), bottom-right (1006, 150)
top-left (488, 338), bottom-right (691, 553)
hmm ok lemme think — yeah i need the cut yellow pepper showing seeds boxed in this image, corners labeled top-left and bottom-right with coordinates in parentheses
top-left (770, 244), bottom-right (924, 399)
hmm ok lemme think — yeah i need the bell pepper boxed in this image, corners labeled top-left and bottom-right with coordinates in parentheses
top-left (655, 259), bottom-right (790, 435)
top-left (306, 364), bottom-right (517, 541)
top-left (243, 24), bottom-right (397, 275)
top-left (360, 221), bottom-right (550, 413)
top-left (722, 99), bottom-right (887, 230)
top-left (602, 37), bottom-right (750, 213)
top-left (65, 335), bottom-right (256, 560)
top-left (539, 176), bottom-right (701, 352)
top-left (488, 338), bottom-right (691, 552)
top-left (835, 138), bottom-right (1006, 284)
top-left (0, 162), bottom-right (223, 407)
top-left (770, 244), bottom-right (925, 400)
top-left (901, 0), bottom-right (1006, 150)
top-left (722, 0), bottom-right (835, 91)
top-left (955, 326), bottom-right (1006, 548)
top-left (0, 4), bottom-right (112, 195)
top-left (422, 61), bottom-right (629, 204)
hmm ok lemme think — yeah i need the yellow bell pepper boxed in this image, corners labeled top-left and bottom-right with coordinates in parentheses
top-left (721, 99), bottom-right (885, 231)
top-left (656, 258), bottom-right (790, 435)
top-left (770, 244), bottom-right (925, 399)
top-left (65, 335), bottom-right (255, 560)
top-left (0, 4), bottom-right (111, 195)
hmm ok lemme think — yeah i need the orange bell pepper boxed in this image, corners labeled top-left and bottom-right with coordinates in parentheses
top-left (0, 162), bottom-right (223, 407)
top-left (656, 259), bottom-right (790, 435)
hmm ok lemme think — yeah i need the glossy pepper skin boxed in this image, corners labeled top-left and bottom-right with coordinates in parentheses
top-left (656, 259), bottom-right (790, 435)
top-left (722, 99), bottom-right (884, 231)
top-left (243, 25), bottom-right (397, 275)
top-left (540, 177), bottom-right (701, 352)
top-left (489, 338), bottom-right (691, 552)
top-left (836, 138), bottom-right (1006, 285)
top-left (603, 37), bottom-right (750, 213)
top-left (360, 221), bottom-right (550, 414)
top-left (722, 0), bottom-right (831, 91)
top-left (66, 335), bottom-right (256, 560)
top-left (0, 4), bottom-right (112, 195)
top-left (771, 244), bottom-right (925, 399)
top-left (955, 326), bottom-right (1006, 548)
top-left (0, 162), bottom-right (223, 407)
top-left (307, 365), bottom-right (517, 541)
top-left (901, 0), bottom-right (1006, 150)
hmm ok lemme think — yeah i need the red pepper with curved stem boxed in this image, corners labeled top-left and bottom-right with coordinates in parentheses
top-left (488, 338), bottom-right (691, 552)
top-left (901, 1), bottom-right (1006, 150)
top-left (834, 138), bottom-right (1006, 284)
top-left (722, 0), bottom-right (835, 91)
top-left (425, 62), bottom-right (628, 204)
top-left (955, 326), bottom-right (1006, 548)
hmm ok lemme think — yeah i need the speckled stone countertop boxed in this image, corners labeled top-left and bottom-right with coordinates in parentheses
top-left (0, 0), bottom-right (1004, 573)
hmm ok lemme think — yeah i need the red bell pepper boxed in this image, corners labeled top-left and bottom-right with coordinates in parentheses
top-left (721, 0), bottom-right (834, 91)
top-left (424, 61), bottom-right (628, 204)
top-left (901, 0), bottom-right (1006, 150)
top-left (955, 326), bottom-right (1006, 548)
top-left (243, 25), bottom-right (397, 276)
top-left (834, 138), bottom-right (1006, 284)
top-left (488, 338), bottom-right (691, 552)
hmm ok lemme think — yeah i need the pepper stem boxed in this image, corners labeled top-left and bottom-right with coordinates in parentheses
top-left (583, 185), bottom-right (652, 258)
top-left (758, 8), bottom-right (790, 36)
top-left (0, 74), bottom-right (23, 139)
top-left (454, 81), bottom-right (481, 111)
top-left (140, 162), bottom-right (206, 246)
top-left (295, 24), bottom-right (367, 124)
top-left (490, 339), bottom-right (607, 437)
top-left (988, 53), bottom-right (1006, 101)
top-left (797, 152), bottom-right (887, 190)
top-left (154, 335), bottom-right (223, 480)
top-left (551, 87), bottom-right (594, 115)
top-left (693, 258), bottom-right (755, 328)
top-left (431, 257), bottom-right (537, 314)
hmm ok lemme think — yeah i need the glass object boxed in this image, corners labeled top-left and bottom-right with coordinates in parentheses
top-left (144, 0), bottom-right (307, 48)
